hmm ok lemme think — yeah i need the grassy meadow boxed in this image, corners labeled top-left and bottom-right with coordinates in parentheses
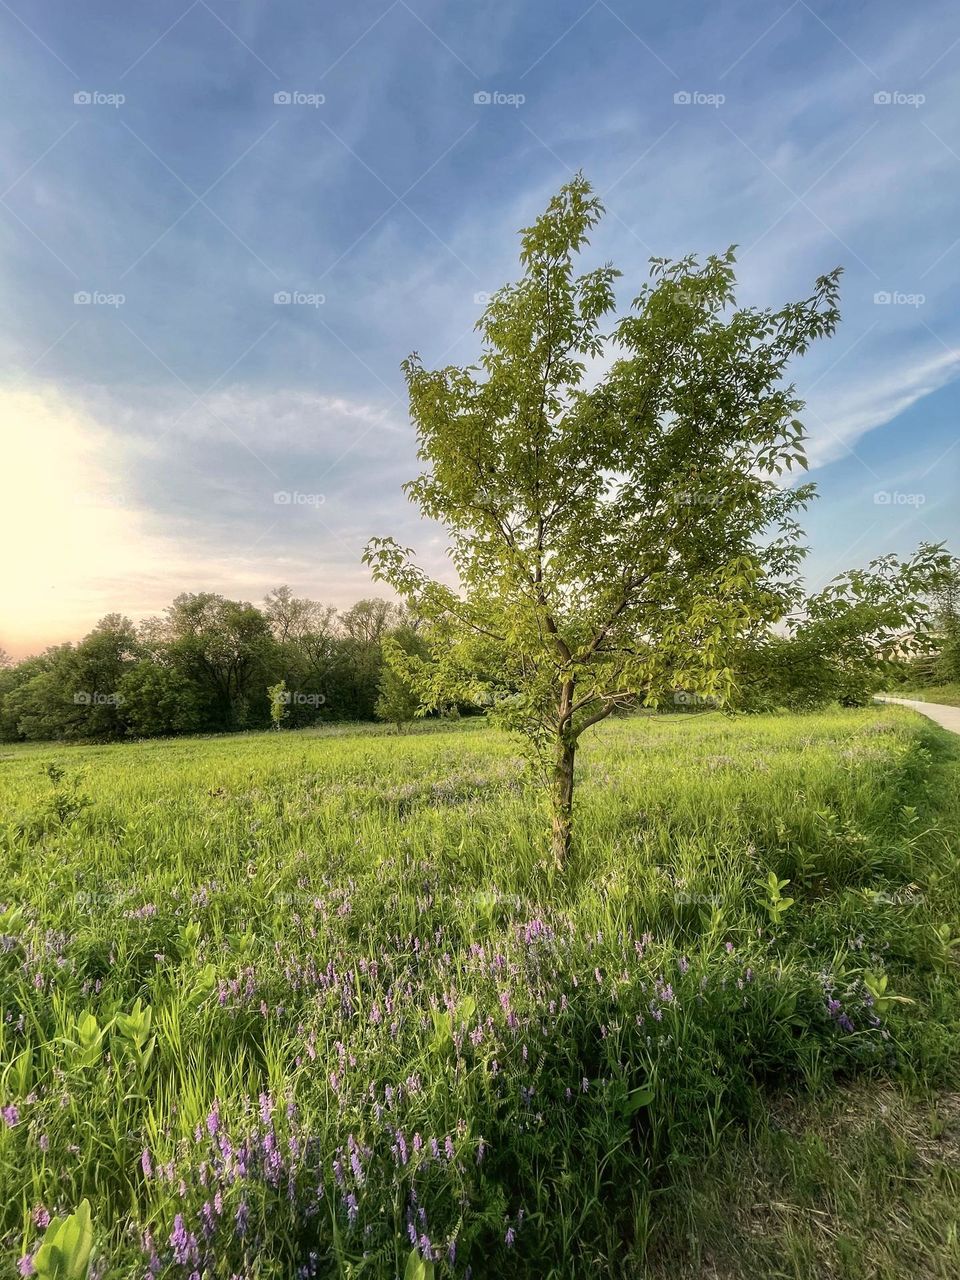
top-left (1, 707), bottom-right (959, 1278)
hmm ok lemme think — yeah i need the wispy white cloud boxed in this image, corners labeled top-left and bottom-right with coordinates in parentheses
top-left (804, 347), bottom-right (960, 467)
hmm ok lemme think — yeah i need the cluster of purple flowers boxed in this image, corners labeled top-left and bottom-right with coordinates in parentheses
top-left (827, 998), bottom-right (856, 1034)
top-left (139, 1094), bottom-right (314, 1277)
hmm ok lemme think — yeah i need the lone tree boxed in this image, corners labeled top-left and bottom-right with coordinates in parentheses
top-left (365, 175), bottom-right (844, 866)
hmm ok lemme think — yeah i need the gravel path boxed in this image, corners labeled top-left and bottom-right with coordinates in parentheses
top-left (875, 696), bottom-right (960, 735)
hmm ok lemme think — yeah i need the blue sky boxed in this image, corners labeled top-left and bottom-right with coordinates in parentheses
top-left (1, 0), bottom-right (958, 654)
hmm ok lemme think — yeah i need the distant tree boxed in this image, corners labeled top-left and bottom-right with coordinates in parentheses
top-left (339, 598), bottom-right (402, 649)
top-left (268, 679), bottom-right (289, 730)
top-left (375, 626), bottom-right (428, 732)
top-left (117, 660), bottom-right (205, 737)
top-left (0, 650), bottom-right (57, 739)
top-left (263, 585), bottom-right (337, 644)
top-left (2, 650), bottom-right (77, 741)
top-left (294, 610), bottom-right (342, 684)
top-left (69, 614), bottom-right (139, 737)
top-left (339, 598), bottom-right (404, 719)
top-left (932, 561), bottom-right (960, 683)
top-left (731, 634), bottom-right (832, 712)
top-left (800, 549), bottom-right (953, 703)
top-left (160, 593), bottom-right (276, 729)
top-left (366, 174), bottom-right (847, 866)
top-left (733, 547), bottom-right (954, 710)
top-left (264, 586), bottom-right (340, 722)
top-left (1, 617), bottom-right (137, 740)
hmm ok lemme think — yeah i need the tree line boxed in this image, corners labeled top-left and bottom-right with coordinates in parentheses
top-left (0, 588), bottom-right (428, 742)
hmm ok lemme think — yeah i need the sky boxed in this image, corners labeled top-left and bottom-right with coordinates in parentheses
top-left (1, 0), bottom-right (958, 657)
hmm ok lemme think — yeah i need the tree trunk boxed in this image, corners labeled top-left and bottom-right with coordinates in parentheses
top-left (550, 734), bottom-right (576, 868)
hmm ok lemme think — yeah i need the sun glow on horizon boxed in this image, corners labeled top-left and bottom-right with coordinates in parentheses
top-left (0, 387), bottom-right (193, 657)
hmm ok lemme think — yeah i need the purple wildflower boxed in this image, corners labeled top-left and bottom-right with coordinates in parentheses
top-left (169, 1214), bottom-right (198, 1266)
top-left (206, 1102), bottom-right (220, 1137)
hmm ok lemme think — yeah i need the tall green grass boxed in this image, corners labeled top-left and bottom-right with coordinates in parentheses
top-left (1, 707), bottom-right (958, 1277)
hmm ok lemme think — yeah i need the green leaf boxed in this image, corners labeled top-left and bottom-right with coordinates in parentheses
top-left (404, 1249), bottom-right (433, 1280)
top-left (33, 1201), bottom-right (93, 1279)
top-left (458, 995), bottom-right (477, 1025)
top-left (624, 1084), bottom-right (655, 1113)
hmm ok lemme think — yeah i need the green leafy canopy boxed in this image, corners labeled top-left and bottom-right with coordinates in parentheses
top-left (364, 173), bottom-right (843, 777)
